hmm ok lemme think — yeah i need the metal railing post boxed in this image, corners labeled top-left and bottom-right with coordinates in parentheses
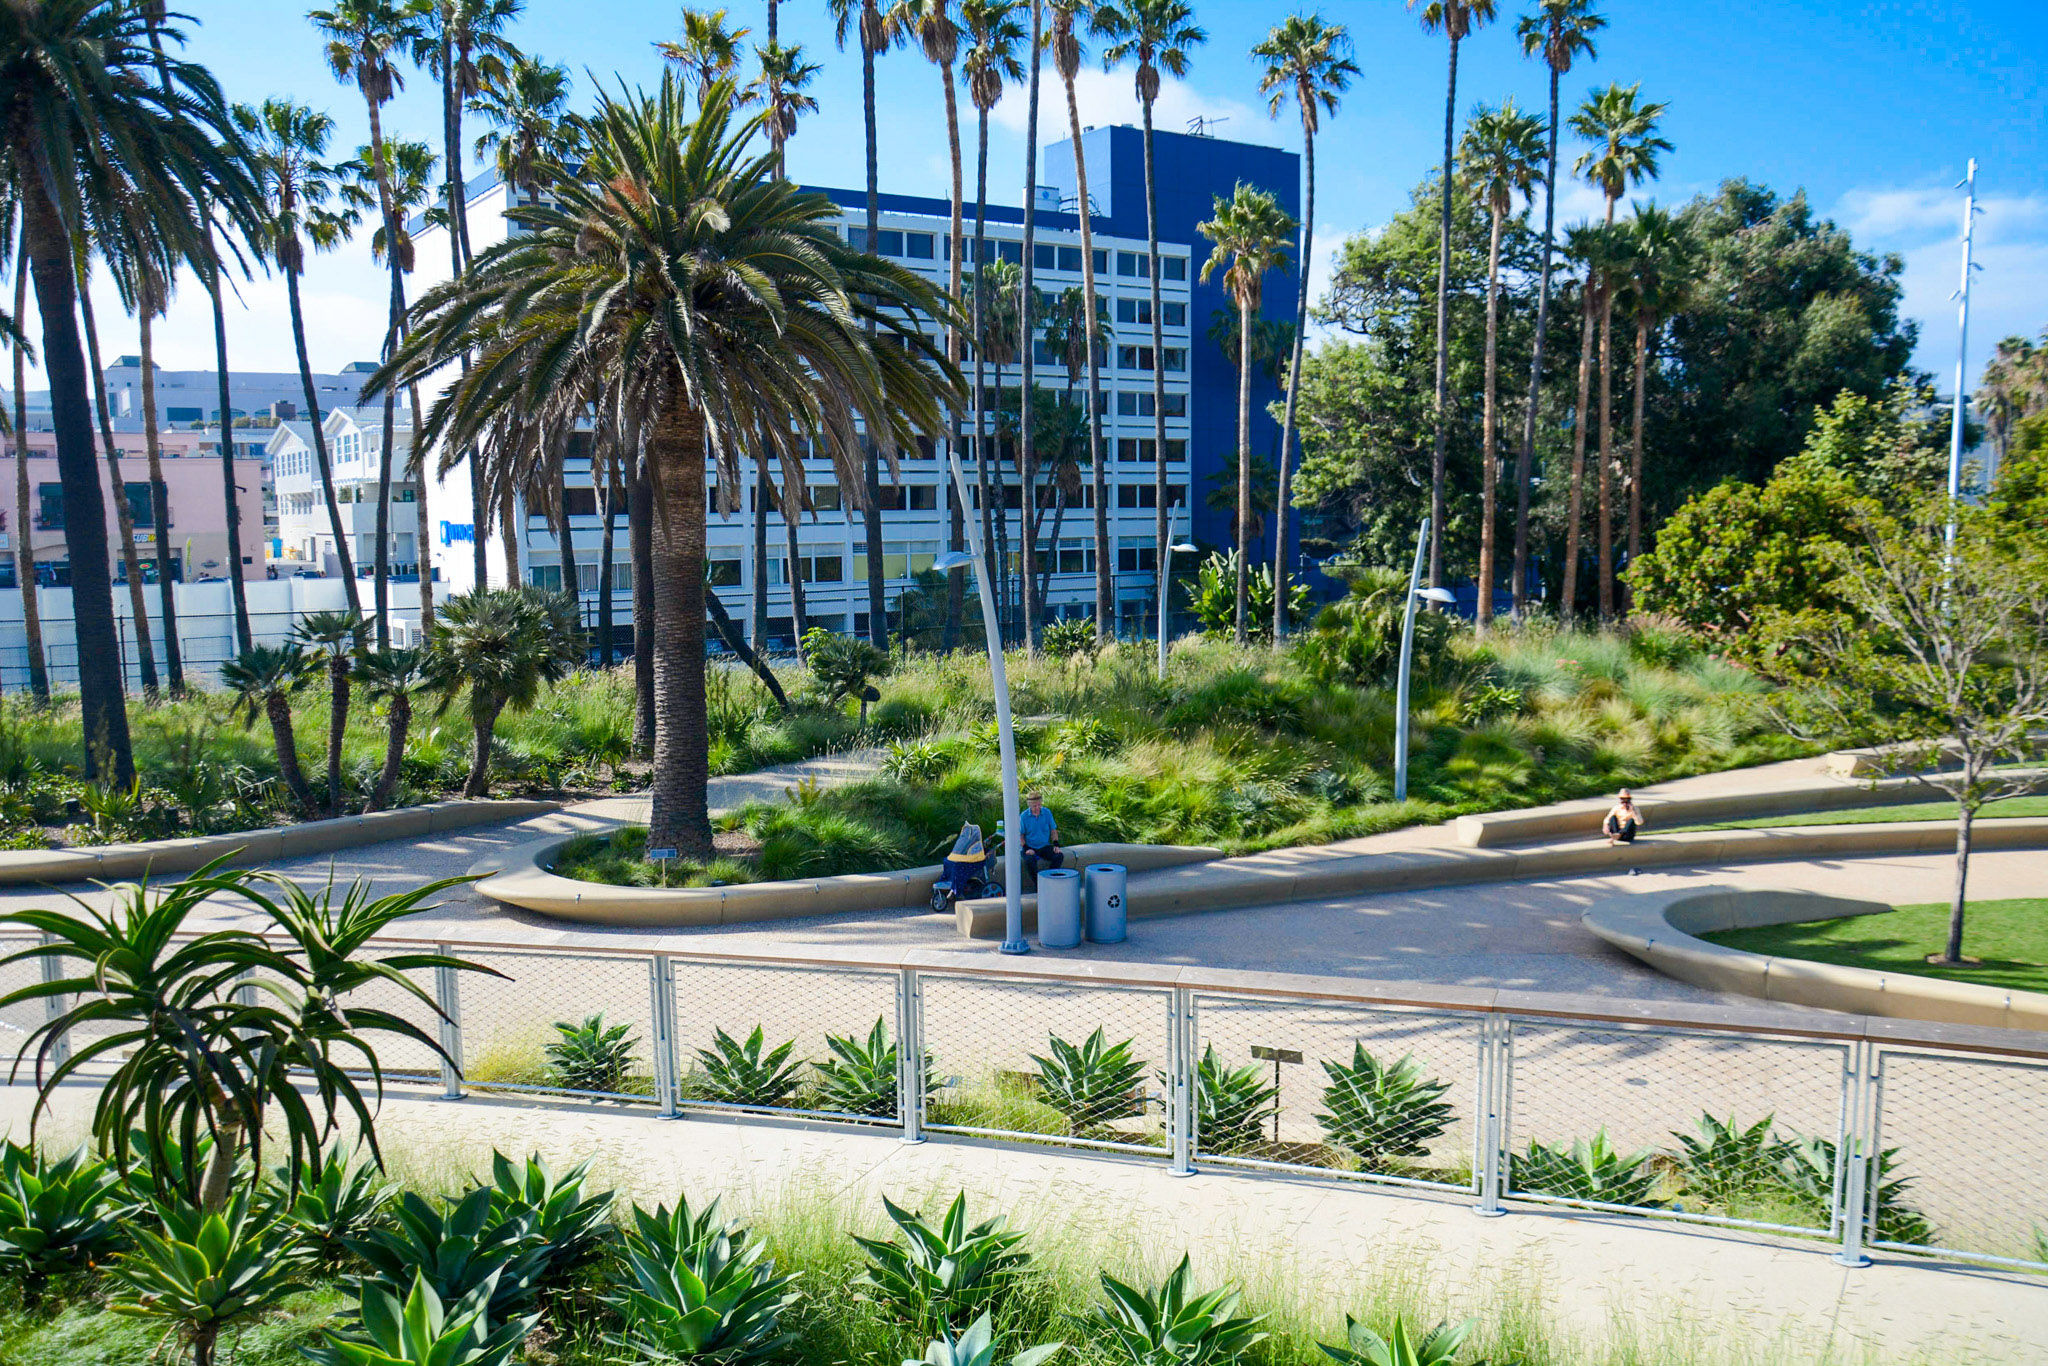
top-left (1833, 1040), bottom-right (1874, 1267)
top-left (38, 933), bottom-right (69, 1070)
top-left (650, 954), bottom-right (680, 1119)
top-left (434, 943), bottom-right (464, 1101)
top-left (1472, 1015), bottom-right (1508, 1217)
top-left (897, 967), bottom-right (925, 1144)
top-left (1168, 987), bottom-right (1196, 1177)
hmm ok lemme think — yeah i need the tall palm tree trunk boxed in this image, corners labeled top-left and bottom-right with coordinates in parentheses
top-left (435, 26), bottom-right (489, 593)
top-left (942, 52), bottom-right (967, 651)
top-left (499, 481), bottom-right (519, 586)
top-left (264, 691), bottom-right (316, 812)
top-left (1560, 282), bottom-right (1595, 623)
top-left (1476, 200), bottom-right (1505, 630)
top-left (1595, 283), bottom-right (1616, 620)
top-left (1626, 310), bottom-right (1650, 608)
top-left (646, 404), bottom-right (714, 861)
top-left (204, 224), bottom-right (253, 654)
top-left (859, 33), bottom-right (887, 649)
top-left (992, 353), bottom-right (1011, 636)
top-left (751, 461), bottom-right (769, 648)
top-left (367, 687), bottom-right (407, 811)
top-left (138, 303), bottom-right (183, 689)
top-left (80, 284), bottom-right (158, 696)
top-left (1512, 65), bottom-right (1563, 620)
top-left (597, 450), bottom-right (616, 663)
top-left (1062, 64), bottom-right (1111, 641)
top-left (324, 655), bottom-right (348, 816)
top-left (555, 427), bottom-right (579, 603)
top-left (630, 458), bottom-right (654, 756)
top-left (1142, 98), bottom-right (1169, 645)
top-left (461, 694), bottom-right (503, 798)
top-left (287, 266), bottom-right (362, 611)
top-left (972, 110), bottom-right (996, 620)
top-left (1272, 127), bottom-right (1314, 644)
top-left (19, 172), bottom-right (134, 782)
top-left (10, 230), bottom-right (49, 701)
top-left (1233, 295), bottom-right (1253, 645)
top-left (1427, 31), bottom-right (1461, 589)
top-left (1018, 0), bottom-right (1044, 653)
top-left (364, 96), bottom-right (402, 649)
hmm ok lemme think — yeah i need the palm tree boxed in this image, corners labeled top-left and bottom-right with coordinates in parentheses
top-left (1616, 202), bottom-right (1690, 584)
top-left (356, 647), bottom-right (424, 811)
top-left (3, 0), bottom-right (254, 783)
top-left (1252, 13), bottom-right (1355, 645)
top-left (380, 80), bottom-right (956, 855)
top-left (659, 6), bottom-right (754, 106)
top-left (294, 609), bottom-right (368, 815)
top-left (220, 643), bottom-right (318, 814)
top-left (1571, 81), bottom-right (1669, 618)
top-left (1977, 335), bottom-right (2040, 477)
top-left (423, 587), bottom-right (580, 798)
top-left (1095, 0), bottom-right (1206, 643)
top-left (1407, 0), bottom-right (1497, 590)
top-left (1459, 99), bottom-right (1545, 630)
top-left (1511, 0), bottom-right (1602, 619)
top-left (1557, 221), bottom-right (1605, 623)
top-left (977, 256), bottom-right (1029, 628)
top-left (1198, 183), bottom-right (1295, 646)
top-left (234, 99), bottom-right (365, 613)
top-left (312, 0), bottom-right (427, 645)
top-left (471, 55), bottom-right (577, 192)
top-left (133, 259), bottom-right (185, 691)
top-left (1048, 0), bottom-right (1113, 639)
top-left (6, 223), bottom-right (49, 700)
top-left (1016, 0), bottom-right (1048, 650)
top-left (830, 0), bottom-right (903, 650)
top-left (962, 0), bottom-right (1026, 626)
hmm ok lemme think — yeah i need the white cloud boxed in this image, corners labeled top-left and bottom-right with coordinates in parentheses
top-left (991, 68), bottom-right (1270, 150)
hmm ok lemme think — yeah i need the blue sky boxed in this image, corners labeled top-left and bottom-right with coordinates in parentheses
top-left (22, 0), bottom-right (2045, 399)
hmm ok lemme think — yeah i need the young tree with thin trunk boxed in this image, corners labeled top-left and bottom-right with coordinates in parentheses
top-left (1253, 13), bottom-right (1355, 645)
top-left (1459, 99), bottom-right (1545, 631)
top-left (1095, 0), bottom-right (1206, 646)
top-left (1511, 0), bottom-right (1602, 619)
top-left (1407, 0), bottom-right (1497, 590)
top-left (1198, 184), bottom-right (1294, 646)
top-left (131, 263), bottom-right (184, 690)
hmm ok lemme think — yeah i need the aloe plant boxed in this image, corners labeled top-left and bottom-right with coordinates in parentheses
top-left (302, 1269), bottom-right (539, 1366)
top-left (815, 1017), bottom-right (928, 1118)
top-left (695, 1025), bottom-right (807, 1108)
top-left (1318, 1314), bottom-right (1484, 1366)
top-left (1314, 1047), bottom-right (1454, 1169)
top-left (280, 1148), bottom-right (395, 1269)
top-left (1176, 1047), bottom-right (1279, 1156)
top-left (855, 1192), bottom-right (1031, 1332)
top-left (1670, 1113), bottom-right (1793, 1207)
top-left (1512, 1131), bottom-right (1660, 1207)
top-left (0, 1141), bottom-right (129, 1302)
top-left (348, 1187), bottom-right (547, 1321)
top-left (1774, 1137), bottom-right (1933, 1246)
top-left (907, 1312), bottom-right (1063, 1366)
top-left (546, 1013), bottom-right (641, 1094)
top-left (605, 1195), bottom-right (799, 1364)
top-left (1032, 1029), bottom-right (1148, 1135)
top-left (108, 1189), bottom-right (311, 1366)
top-left (483, 1151), bottom-right (614, 1291)
top-left (1090, 1254), bottom-right (1267, 1366)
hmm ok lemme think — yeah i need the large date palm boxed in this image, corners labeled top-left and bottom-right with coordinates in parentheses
top-left (2, 0), bottom-right (254, 783)
top-left (1252, 13), bottom-right (1355, 644)
top-left (381, 81), bottom-right (956, 856)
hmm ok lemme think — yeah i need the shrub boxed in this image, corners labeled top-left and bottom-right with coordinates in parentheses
top-left (109, 1188), bottom-right (311, 1366)
top-left (908, 1313), bottom-right (1063, 1366)
top-left (301, 1271), bottom-right (538, 1366)
top-left (1318, 1314), bottom-right (1483, 1366)
top-left (280, 1149), bottom-right (394, 1271)
top-left (886, 738), bottom-right (956, 785)
top-left (1774, 1137), bottom-right (1933, 1246)
top-left (1179, 1047), bottom-right (1278, 1156)
top-left (348, 1187), bottom-right (548, 1320)
top-left (482, 1151), bottom-right (614, 1294)
top-left (546, 1013), bottom-right (640, 1094)
top-left (1032, 1029), bottom-right (1149, 1135)
top-left (0, 1142), bottom-right (129, 1302)
top-left (605, 1197), bottom-right (798, 1365)
top-left (814, 1017), bottom-right (910, 1118)
top-left (1670, 1113), bottom-right (1793, 1207)
top-left (1314, 1048), bottom-right (1454, 1170)
top-left (1042, 617), bottom-right (1101, 662)
top-left (1091, 1254), bottom-right (1266, 1366)
top-left (695, 1025), bottom-right (807, 1108)
top-left (1512, 1131), bottom-right (1660, 1207)
top-left (854, 1192), bottom-right (1030, 1332)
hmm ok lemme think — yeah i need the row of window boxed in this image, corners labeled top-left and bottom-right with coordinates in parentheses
top-left (844, 227), bottom-right (1190, 282)
top-left (701, 534), bottom-right (1172, 587)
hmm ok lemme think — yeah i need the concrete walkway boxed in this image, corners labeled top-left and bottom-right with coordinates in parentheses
top-left (5, 1080), bottom-right (2038, 1364)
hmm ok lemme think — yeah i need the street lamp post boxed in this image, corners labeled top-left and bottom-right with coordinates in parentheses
top-left (1156, 512), bottom-right (1199, 683)
top-left (1394, 516), bottom-right (1456, 803)
top-left (939, 452), bottom-right (1026, 954)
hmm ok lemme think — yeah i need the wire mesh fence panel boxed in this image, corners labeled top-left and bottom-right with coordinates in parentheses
top-left (1191, 993), bottom-right (1480, 1191)
top-left (1869, 1049), bottom-right (2048, 1266)
top-left (457, 951), bottom-right (657, 1103)
top-left (918, 973), bottom-right (1172, 1154)
top-left (669, 960), bottom-right (901, 1121)
top-left (1504, 1020), bottom-right (1850, 1234)
top-left (332, 964), bottom-right (447, 1087)
top-left (0, 936), bottom-right (51, 1067)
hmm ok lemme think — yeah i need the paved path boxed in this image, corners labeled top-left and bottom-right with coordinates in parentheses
top-left (5, 1080), bottom-right (2039, 1364)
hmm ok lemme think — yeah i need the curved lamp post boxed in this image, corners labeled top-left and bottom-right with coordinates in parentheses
top-left (1156, 515), bottom-right (1199, 683)
top-left (939, 453), bottom-right (1027, 954)
top-left (1394, 515), bottom-right (1457, 803)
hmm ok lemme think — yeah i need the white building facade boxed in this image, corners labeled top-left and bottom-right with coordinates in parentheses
top-left (268, 407), bottom-right (421, 580)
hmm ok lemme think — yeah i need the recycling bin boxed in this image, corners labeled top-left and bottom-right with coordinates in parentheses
top-left (1083, 862), bottom-right (1128, 943)
top-left (1036, 868), bottom-right (1082, 949)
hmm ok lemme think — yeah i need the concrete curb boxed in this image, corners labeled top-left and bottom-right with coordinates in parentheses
top-left (0, 799), bottom-right (562, 886)
top-left (957, 817), bottom-right (2048, 939)
top-left (469, 824), bottom-right (1223, 927)
top-left (1580, 884), bottom-right (2048, 1032)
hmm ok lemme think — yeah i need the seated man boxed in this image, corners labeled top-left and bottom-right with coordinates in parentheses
top-left (1603, 789), bottom-right (1645, 845)
top-left (1017, 790), bottom-right (1062, 884)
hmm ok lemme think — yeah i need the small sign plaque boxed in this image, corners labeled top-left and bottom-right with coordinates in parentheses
top-left (648, 847), bottom-right (679, 861)
top-left (1249, 1046), bottom-right (1303, 1065)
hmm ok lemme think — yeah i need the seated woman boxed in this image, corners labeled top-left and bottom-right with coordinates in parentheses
top-left (1603, 790), bottom-right (1645, 845)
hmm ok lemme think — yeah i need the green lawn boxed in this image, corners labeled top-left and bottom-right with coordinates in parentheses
top-left (1703, 898), bottom-right (2048, 995)
top-left (1669, 793), bottom-right (2048, 832)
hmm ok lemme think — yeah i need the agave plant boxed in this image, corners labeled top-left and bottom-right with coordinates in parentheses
top-left (907, 1312), bottom-right (1063, 1366)
top-left (1090, 1254), bottom-right (1267, 1366)
top-left (302, 1270), bottom-right (539, 1366)
top-left (627, 1194), bottom-right (744, 1267)
top-left (695, 1025), bottom-right (807, 1109)
top-left (1318, 1314), bottom-right (1484, 1366)
top-left (816, 1017), bottom-right (935, 1118)
top-left (1314, 1047), bottom-right (1454, 1170)
top-left (545, 1013), bottom-right (641, 1094)
top-left (1033, 1029), bottom-right (1148, 1135)
top-left (0, 1141), bottom-right (130, 1302)
top-left (1774, 1137), bottom-right (1934, 1247)
top-left (348, 1187), bottom-right (548, 1321)
top-left (1512, 1131), bottom-right (1660, 1208)
top-left (483, 1151), bottom-right (615, 1292)
top-left (855, 1193), bottom-right (1032, 1333)
top-left (1171, 1047), bottom-right (1278, 1156)
top-left (1670, 1113), bottom-right (1793, 1207)
top-left (281, 1147), bottom-right (395, 1270)
top-left (605, 1195), bottom-right (799, 1365)
top-left (108, 1188), bottom-right (311, 1366)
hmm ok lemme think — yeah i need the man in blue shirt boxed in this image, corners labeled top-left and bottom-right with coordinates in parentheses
top-left (1017, 791), bottom-right (1062, 884)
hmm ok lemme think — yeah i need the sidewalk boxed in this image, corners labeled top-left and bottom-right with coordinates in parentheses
top-left (6, 1080), bottom-right (2037, 1364)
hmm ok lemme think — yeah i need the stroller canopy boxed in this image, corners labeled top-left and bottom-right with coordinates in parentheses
top-left (946, 822), bottom-right (986, 863)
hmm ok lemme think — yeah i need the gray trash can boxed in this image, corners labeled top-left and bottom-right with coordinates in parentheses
top-left (1036, 868), bottom-right (1082, 949)
top-left (1083, 863), bottom-right (1128, 943)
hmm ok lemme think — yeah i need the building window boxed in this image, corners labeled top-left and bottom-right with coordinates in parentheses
top-left (1163, 392), bottom-right (1187, 418)
top-left (1116, 483), bottom-right (1186, 509)
top-left (1166, 439), bottom-right (1186, 463)
top-left (854, 226), bottom-right (905, 256)
top-left (809, 484), bottom-right (842, 512)
top-left (167, 406), bottom-right (202, 423)
top-left (1117, 345), bottom-right (1154, 372)
top-left (908, 484), bottom-right (938, 511)
top-left (996, 239), bottom-right (1021, 264)
top-left (1162, 255), bottom-right (1186, 281)
top-left (1117, 539), bottom-right (1157, 573)
top-left (1116, 297), bottom-right (1153, 326)
top-left (905, 231), bottom-right (935, 259)
top-left (1163, 301), bottom-right (1186, 327)
top-left (562, 487), bottom-right (598, 517)
top-left (36, 483), bottom-right (63, 529)
top-left (1115, 391), bottom-right (1156, 418)
top-left (1056, 542), bottom-right (1093, 573)
top-left (1162, 348), bottom-right (1187, 373)
top-left (126, 483), bottom-right (155, 529)
top-left (1034, 243), bottom-right (1056, 270)
top-left (528, 564), bottom-right (563, 590)
top-left (1115, 251), bottom-right (1149, 279)
top-left (706, 558), bottom-right (742, 587)
top-left (1055, 245), bottom-right (1082, 272)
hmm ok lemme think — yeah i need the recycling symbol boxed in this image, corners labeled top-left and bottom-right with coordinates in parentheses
top-left (1107, 894), bottom-right (1121, 909)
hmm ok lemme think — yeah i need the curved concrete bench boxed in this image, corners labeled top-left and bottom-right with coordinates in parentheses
top-left (1581, 884), bottom-right (2048, 1032)
top-left (471, 827), bottom-right (1223, 927)
top-left (0, 799), bottom-right (562, 887)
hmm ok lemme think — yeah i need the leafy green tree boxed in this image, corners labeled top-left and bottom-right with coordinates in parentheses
top-left (1183, 552), bottom-right (1310, 646)
top-left (424, 587), bottom-right (583, 797)
top-left (803, 626), bottom-right (893, 724)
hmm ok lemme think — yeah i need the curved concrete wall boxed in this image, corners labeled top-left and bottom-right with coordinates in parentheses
top-left (1581, 885), bottom-right (2048, 1033)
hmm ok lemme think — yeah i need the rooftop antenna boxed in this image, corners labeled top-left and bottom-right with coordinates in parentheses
top-left (1947, 158), bottom-right (1982, 521)
top-left (1185, 115), bottom-right (1227, 137)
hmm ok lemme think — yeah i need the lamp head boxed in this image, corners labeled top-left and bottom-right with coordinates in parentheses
top-left (1168, 542), bottom-right (1198, 554)
top-left (933, 550), bottom-right (976, 572)
top-left (1416, 587), bottom-right (1457, 605)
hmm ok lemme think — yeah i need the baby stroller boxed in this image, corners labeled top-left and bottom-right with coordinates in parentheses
top-left (929, 821), bottom-right (1005, 913)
